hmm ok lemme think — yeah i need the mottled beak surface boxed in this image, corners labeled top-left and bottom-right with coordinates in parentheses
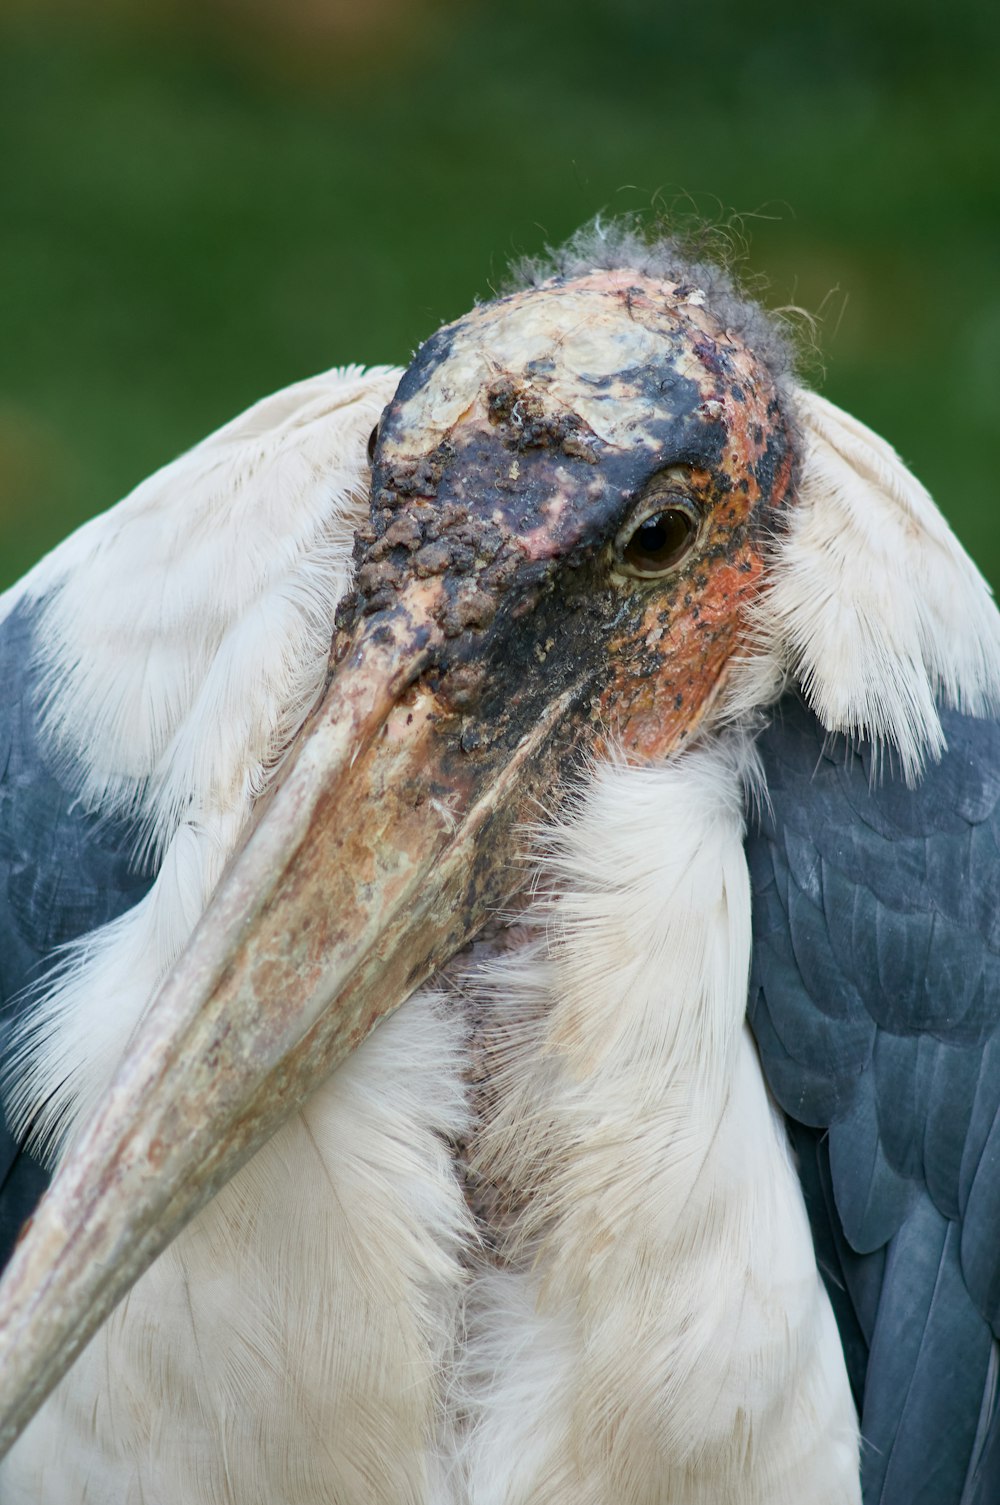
top-left (0, 267), bottom-right (795, 1451)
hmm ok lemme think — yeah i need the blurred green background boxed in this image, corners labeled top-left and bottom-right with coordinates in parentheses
top-left (1, 0), bottom-right (998, 590)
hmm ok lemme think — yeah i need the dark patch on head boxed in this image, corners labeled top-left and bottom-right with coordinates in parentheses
top-left (485, 381), bottom-right (599, 461)
top-left (692, 338), bottom-right (734, 380)
top-left (752, 424), bottom-right (793, 500)
top-left (346, 360), bottom-right (747, 657)
top-left (379, 325), bottom-right (456, 437)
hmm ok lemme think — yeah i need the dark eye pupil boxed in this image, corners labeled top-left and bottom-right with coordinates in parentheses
top-left (623, 508), bottom-right (696, 574)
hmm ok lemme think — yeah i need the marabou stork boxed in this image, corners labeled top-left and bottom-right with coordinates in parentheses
top-left (0, 223), bottom-right (998, 1505)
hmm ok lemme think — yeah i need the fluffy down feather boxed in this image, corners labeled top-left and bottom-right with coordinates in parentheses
top-left (737, 390), bottom-right (1000, 782)
top-left (455, 740), bottom-right (859, 1504)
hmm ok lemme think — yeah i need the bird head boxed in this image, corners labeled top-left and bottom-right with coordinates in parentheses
top-left (0, 256), bottom-right (798, 1448)
top-left (351, 264), bottom-right (793, 762)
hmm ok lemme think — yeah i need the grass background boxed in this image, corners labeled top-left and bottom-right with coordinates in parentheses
top-left (1, 0), bottom-right (998, 590)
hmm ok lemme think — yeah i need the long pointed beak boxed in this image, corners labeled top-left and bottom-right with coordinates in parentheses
top-left (0, 579), bottom-right (587, 1456)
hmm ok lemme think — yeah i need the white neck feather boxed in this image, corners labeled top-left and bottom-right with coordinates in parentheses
top-left (455, 736), bottom-right (858, 1503)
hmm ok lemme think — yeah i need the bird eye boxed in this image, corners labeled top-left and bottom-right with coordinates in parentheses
top-left (367, 423), bottom-right (380, 464)
top-left (616, 500), bottom-right (700, 579)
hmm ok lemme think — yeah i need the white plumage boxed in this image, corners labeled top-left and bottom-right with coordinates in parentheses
top-left (0, 301), bottom-right (998, 1503)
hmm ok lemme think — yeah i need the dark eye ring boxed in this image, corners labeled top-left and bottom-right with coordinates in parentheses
top-left (367, 423), bottom-right (380, 464)
top-left (615, 498), bottom-right (701, 579)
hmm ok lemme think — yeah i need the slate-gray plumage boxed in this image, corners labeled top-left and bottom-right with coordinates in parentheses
top-left (748, 693), bottom-right (1000, 1505)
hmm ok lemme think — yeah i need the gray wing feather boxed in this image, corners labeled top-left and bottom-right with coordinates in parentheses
top-left (747, 693), bottom-right (1000, 1505)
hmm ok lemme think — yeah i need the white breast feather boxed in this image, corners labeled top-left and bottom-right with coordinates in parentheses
top-left (453, 740), bottom-right (859, 1504)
